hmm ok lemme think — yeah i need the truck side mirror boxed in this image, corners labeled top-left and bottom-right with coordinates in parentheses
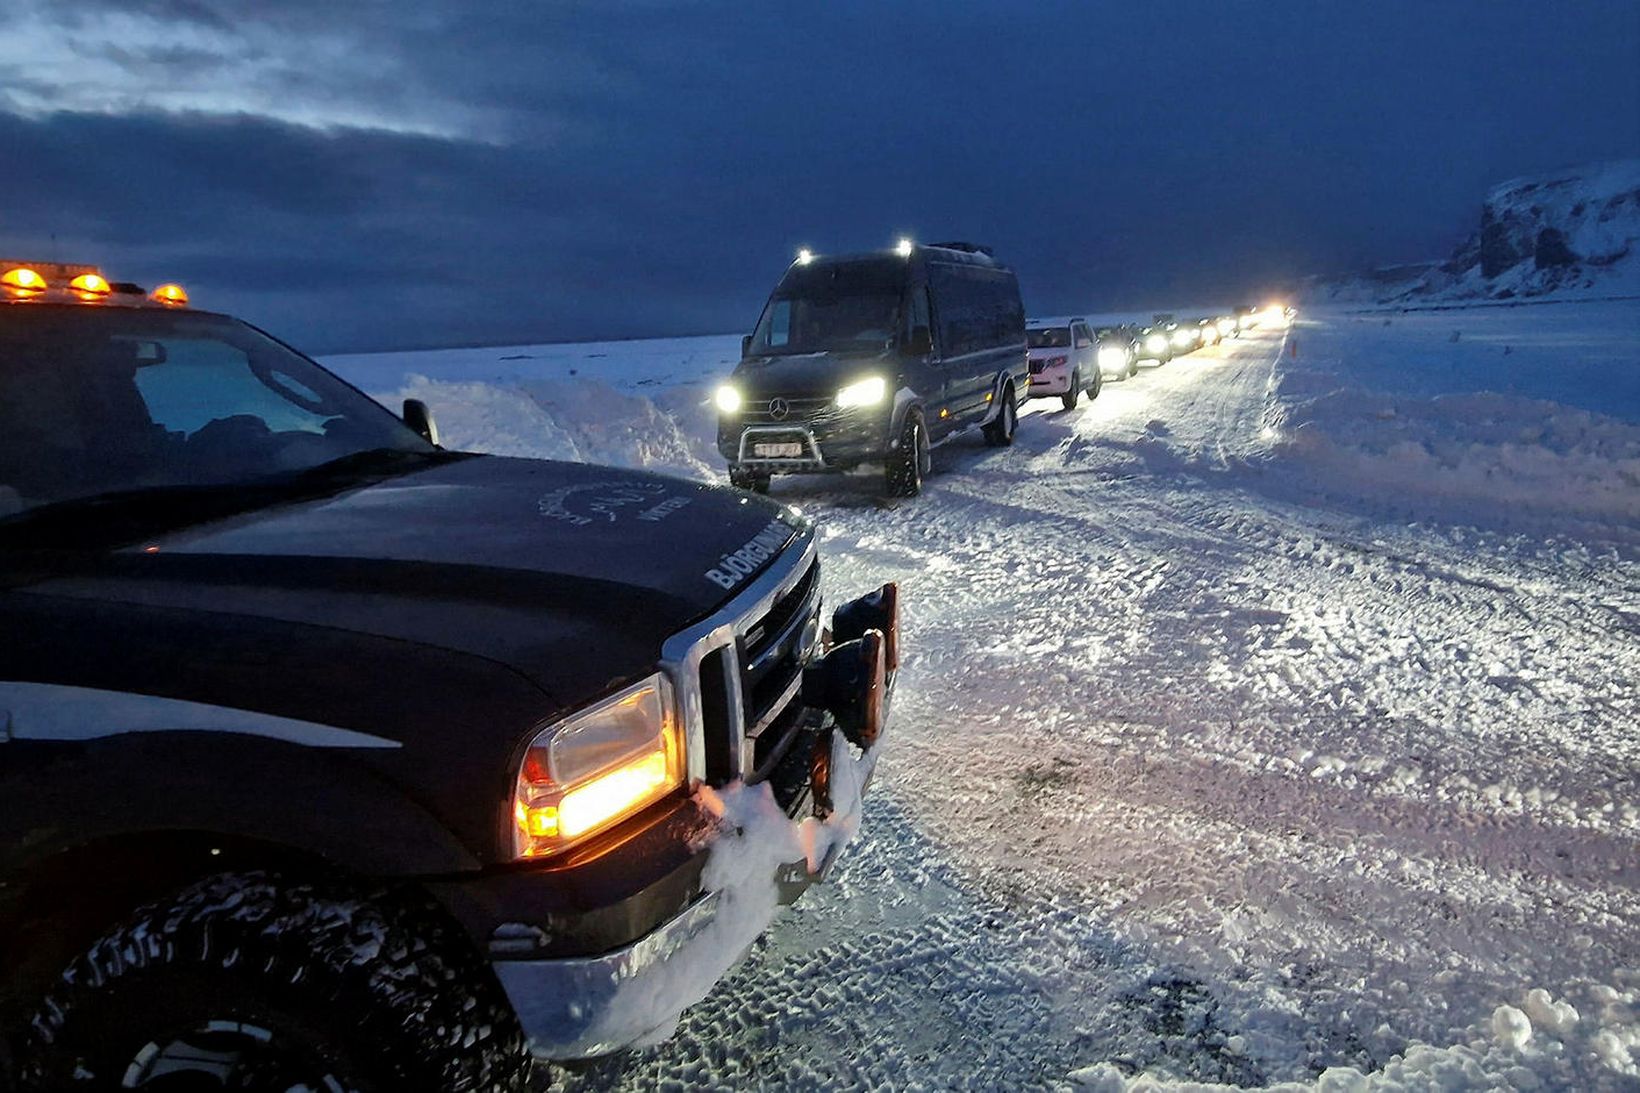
top-left (741, 334), bottom-right (754, 358)
top-left (901, 325), bottom-right (932, 357)
top-left (403, 398), bottom-right (439, 447)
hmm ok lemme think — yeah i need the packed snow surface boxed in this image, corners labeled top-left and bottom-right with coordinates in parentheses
top-left (327, 302), bottom-right (1639, 1090)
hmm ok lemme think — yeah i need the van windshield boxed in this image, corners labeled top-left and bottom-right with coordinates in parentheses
top-left (1027, 327), bottom-right (1072, 349)
top-left (748, 261), bottom-right (904, 356)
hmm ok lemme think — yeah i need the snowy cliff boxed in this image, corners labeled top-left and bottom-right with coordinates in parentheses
top-left (1305, 159), bottom-right (1640, 306)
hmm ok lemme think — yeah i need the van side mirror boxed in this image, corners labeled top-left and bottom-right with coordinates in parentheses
top-left (403, 398), bottom-right (439, 447)
top-left (741, 334), bottom-right (754, 358)
top-left (901, 325), bottom-right (932, 357)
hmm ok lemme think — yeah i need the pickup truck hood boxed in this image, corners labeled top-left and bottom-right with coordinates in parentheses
top-left (16, 456), bottom-right (804, 707)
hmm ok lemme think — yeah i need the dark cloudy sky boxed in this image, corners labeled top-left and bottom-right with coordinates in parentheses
top-left (3, 1), bottom-right (1637, 353)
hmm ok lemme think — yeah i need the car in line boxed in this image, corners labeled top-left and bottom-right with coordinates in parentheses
top-left (716, 239), bottom-right (1029, 498)
top-left (1094, 325), bottom-right (1140, 380)
top-left (0, 260), bottom-right (899, 1089)
top-left (1135, 322), bottom-right (1175, 366)
top-left (1026, 317), bottom-right (1102, 410)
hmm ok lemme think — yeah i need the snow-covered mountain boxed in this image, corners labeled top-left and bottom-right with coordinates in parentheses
top-left (1305, 158), bottom-right (1640, 306)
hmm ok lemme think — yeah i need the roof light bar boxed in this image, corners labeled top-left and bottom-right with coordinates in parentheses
top-left (894, 237), bottom-right (914, 257)
top-left (796, 247), bottom-right (815, 265)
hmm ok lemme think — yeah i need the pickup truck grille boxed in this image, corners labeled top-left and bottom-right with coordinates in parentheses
top-left (669, 539), bottom-right (822, 805)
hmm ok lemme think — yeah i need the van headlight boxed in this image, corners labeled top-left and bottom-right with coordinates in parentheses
top-left (836, 375), bottom-right (888, 408)
top-left (715, 385), bottom-right (743, 414)
top-left (512, 674), bottom-right (684, 858)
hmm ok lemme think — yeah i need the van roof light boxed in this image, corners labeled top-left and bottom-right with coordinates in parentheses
top-left (796, 248), bottom-right (815, 265)
top-left (894, 238), bottom-right (914, 257)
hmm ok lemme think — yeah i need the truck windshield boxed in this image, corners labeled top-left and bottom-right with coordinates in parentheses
top-left (748, 261), bottom-right (904, 356)
top-left (0, 306), bottom-right (433, 525)
top-left (1027, 327), bottom-right (1072, 349)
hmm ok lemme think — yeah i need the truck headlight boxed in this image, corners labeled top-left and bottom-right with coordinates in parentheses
top-left (1098, 346), bottom-right (1127, 371)
top-left (513, 674), bottom-right (684, 858)
top-left (836, 375), bottom-right (887, 408)
top-left (715, 385), bottom-right (743, 414)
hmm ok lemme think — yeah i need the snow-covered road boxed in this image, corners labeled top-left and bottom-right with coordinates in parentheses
top-left (331, 309), bottom-right (1640, 1090)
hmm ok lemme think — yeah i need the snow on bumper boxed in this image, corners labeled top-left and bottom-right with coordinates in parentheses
top-left (496, 730), bottom-right (881, 1060)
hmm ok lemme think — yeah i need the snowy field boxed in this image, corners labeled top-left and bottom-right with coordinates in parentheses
top-left (326, 302), bottom-right (1640, 1090)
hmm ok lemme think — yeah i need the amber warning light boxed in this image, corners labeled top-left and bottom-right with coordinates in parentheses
top-left (0, 261), bottom-right (189, 308)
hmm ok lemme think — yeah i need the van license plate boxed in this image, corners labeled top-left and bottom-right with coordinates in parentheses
top-left (754, 442), bottom-right (803, 458)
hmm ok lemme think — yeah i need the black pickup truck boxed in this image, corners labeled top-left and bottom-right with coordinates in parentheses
top-left (0, 262), bottom-right (896, 1090)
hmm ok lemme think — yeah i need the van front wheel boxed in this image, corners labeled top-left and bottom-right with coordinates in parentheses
top-left (886, 413), bottom-right (928, 497)
top-left (983, 386), bottom-right (1017, 447)
top-left (729, 468), bottom-right (771, 493)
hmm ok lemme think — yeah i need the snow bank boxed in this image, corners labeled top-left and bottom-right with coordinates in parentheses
top-left (1278, 387), bottom-right (1640, 528)
top-left (1069, 980), bottom-right (1640, 1091)
top-left (368, 372), bottom-right (717, 481)
top-left (1256, 307), bottom-right (1640, 538)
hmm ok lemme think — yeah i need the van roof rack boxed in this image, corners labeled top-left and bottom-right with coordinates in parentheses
top-left (927, 241), bottom-right (994, 257)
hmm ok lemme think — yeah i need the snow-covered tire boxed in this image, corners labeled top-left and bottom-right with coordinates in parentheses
top-left (18, 872), bottom-right (531, 1092)
top-left (885, 412), bottom-right (928, 497)
top-left (1088, 368), bottom-right (1102, 400)
top-left (983, 385), bottom-right (1017, 447)
top-left (729, 468), bottom-right (770, 494)
top-left (1061, 374), bottom-right (1080, 412)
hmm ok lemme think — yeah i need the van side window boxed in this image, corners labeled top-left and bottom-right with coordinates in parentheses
top-left (905, 287), bottom-right (932, 345)
top-left (929, 263), bottom-right (1024, 358)
top-left (765, 299), bottom-right (792, 348)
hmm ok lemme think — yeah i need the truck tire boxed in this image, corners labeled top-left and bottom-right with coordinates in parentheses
top-left (885, 412), bottom-right (928, 497)
top-left (18, 872), bottom-right (530, 1092)
top-left (1061, 373), bottom-right (1081, 411)
top-left (983, 384), bottom-right (1017, 447)
top-left (729, 468), bottom-right (771, 494)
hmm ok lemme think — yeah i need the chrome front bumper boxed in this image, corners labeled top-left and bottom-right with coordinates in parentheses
top-left (493, 890), bottom-right (725, 1059)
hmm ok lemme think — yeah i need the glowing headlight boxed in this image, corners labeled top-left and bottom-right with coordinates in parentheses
top-left (836, 375), bottom-right (888, 408)
top-left (1146, 334), bottom-right (1169, 354)
top-left (1098, 346), bottom-right (1128, 371)
top-left (1172, 329), bottom-right (1195, 348)
top-left (513, 674), bottom-right (684, 858)
top-left (1217, 318), bottom-right (1236, 335)
top-left (715, 384), bottom-right (743, 414)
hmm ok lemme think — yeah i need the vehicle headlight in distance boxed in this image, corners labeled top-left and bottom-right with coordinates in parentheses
top-left (1098, 346), bottom-right (1128, 371)
top-left (1146, 334), bottom-right (1168, 354)
top-left (513, 673), bottom-right (684, 858)
top-left (1172, 329), bottom-right (1194, 347)
top-left (1217, 318), bottom-right (1236, 335)
top-left (715, 385), bottom-right (743, 414)
top-left (836, 375), bottom-right (888, 408)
